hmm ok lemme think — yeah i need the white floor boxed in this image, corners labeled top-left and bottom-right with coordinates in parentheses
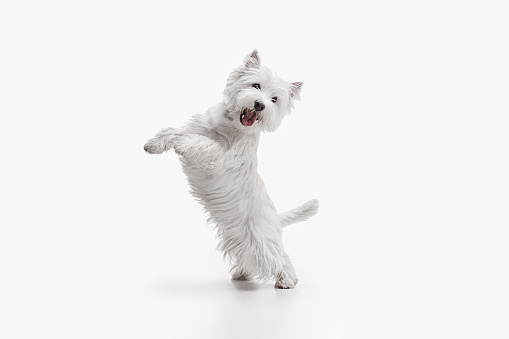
top-left (2, 152), bottom-right (507, 338)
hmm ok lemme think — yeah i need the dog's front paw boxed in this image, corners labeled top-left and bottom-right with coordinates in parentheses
top-left (144, 128), bottom-right (182, 154)
top-left (144, 138), bottom-right (168, 154)
top-left (172, 135), bottom-right (195, 157)
top-left (275, 272), bottom-right (299, 289)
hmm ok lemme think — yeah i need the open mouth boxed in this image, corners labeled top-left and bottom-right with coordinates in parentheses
top-left (240, 108), bottom-right (260, 127)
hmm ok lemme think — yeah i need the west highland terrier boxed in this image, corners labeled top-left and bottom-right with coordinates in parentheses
top-left (144, 50), bottom-right (319, 288)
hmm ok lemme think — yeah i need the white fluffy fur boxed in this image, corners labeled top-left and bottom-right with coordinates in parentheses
top-left (144, 50), bottom-right (319, 289)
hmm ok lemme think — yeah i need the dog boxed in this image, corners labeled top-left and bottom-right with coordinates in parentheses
top-left (144, 50), bottom-right (319, 288)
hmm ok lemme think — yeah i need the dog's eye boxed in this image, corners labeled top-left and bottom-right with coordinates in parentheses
top-left (271, 97), bottom-right (277, 103)
top-left (252, 83), bottom-right (261, 90)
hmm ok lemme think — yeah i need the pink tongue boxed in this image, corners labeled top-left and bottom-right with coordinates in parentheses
top-left (242, 111), bottom-right (256, 126)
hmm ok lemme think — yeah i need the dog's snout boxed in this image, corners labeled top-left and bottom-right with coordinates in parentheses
top-left (254, 100), bottom-right (265, 112)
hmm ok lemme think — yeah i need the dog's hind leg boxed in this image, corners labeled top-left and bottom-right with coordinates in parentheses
top-left (144, 128), bottom-right (183, 154)
top-left (231, 268), bottom-right (252, 281)
top-left (275, 253), bottom-right (298, 289)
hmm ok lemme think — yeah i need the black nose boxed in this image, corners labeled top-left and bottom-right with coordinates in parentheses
top-left (254, 100), bottom-right (265, 112)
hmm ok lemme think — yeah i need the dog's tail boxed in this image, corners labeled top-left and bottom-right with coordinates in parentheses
top-left (278, 199), bottom-right (319, 227)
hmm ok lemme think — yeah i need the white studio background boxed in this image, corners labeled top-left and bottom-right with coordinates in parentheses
top-left (1, 1), bottom-right (508, 338)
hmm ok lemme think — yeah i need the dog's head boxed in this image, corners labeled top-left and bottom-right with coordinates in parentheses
top-left (223, 50), bottom-right (303, 133)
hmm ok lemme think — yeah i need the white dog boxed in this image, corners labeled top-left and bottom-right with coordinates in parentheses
top-left (144, 50), bottom-right (319, 288)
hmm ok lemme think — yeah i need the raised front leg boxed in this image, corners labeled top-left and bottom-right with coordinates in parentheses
top-left (173, 134), bottom-right (224, 164)
top-left (144, 128), bottom-right (182, 154)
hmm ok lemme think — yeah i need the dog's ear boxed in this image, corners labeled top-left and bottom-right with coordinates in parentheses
top-left (290, 82), bottom-right (303, 101)
top-left (244, 49), bottom-right (261, 68)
